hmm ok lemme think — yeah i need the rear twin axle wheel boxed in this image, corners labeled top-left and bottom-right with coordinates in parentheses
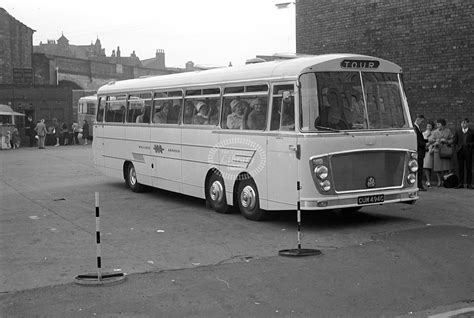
top-left (206, 172), bottom-right (267, 221)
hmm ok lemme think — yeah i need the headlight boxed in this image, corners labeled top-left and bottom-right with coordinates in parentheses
top-left (407, 173), bottom-right (416, 184)
top-left (408, 159), bottom-right (418, 173)
top-left (320, 180), bottom-right (331, 192)
top-left (314, 165), bottom-right (329, 180)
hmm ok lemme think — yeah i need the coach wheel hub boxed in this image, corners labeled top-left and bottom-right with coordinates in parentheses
top-left (210, 181), bottom-right (224, 202)
top-left (129, 168), bottom-right (137, 186)
top-left (241, 185), bottom-right (256, 210)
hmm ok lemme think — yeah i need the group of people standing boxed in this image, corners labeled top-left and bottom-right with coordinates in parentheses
top-left (415, 115), bottom-right (474, 190)
top-left (28, 116), bottom-right (90, 149)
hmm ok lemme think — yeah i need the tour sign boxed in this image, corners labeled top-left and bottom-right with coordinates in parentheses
top-left (341, 60), bottom-right (380, 69)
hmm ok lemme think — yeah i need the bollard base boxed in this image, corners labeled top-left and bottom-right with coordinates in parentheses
top-left (278, 248), bottom-right (322, 257)
top-left (74, 272), bottom-right (126, 286)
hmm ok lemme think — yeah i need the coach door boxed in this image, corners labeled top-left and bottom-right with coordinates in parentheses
top-left (266, 83), bottom-right (299, 210)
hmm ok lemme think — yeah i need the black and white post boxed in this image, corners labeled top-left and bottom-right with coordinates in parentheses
top-left (95, 192), bottom-right (102, 281)
top-left (296, 181), bottom-right (302, 250)
top-left (278, 181), bottom-right (322, 257)
top-left (74, 191), bottom-right (126, 285)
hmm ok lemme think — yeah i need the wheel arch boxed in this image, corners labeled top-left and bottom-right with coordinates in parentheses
top-left (123, 160), bottom-right (133, 181)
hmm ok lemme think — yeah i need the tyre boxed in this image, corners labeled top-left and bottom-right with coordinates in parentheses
top-left (125, 163), bottom-right (144, 193)
top-left (237, 178), bottom-right (266, 221)
top-left (206, 172), bottom-right (230, 214)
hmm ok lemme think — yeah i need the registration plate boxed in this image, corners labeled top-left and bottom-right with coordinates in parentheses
top-left (357, 194), bottom-right (385, 205)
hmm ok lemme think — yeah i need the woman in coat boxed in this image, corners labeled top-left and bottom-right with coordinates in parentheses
top-left (429, 118), bottom-right (453, 186)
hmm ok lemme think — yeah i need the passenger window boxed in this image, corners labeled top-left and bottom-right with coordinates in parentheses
top-left (271, 85), bottom-right (295, 131)
top-left (105, 102), bottom-right (125, 123)
top-left (97, 98), bottom-right (105, 122)
top-left (183, 97), bottom-right (221, 126)
top-left (191, 97), bottom-right (220, 125)
top-left (152, 97), bottom-right (182, 125)
top-left (222, 96), bottom-right (268, 130)
top-left (127, 100), bottom-right (143, 123)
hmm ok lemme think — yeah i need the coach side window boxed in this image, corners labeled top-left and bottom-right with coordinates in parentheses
top-left (189, 98), bottom-right (220, 125)
top-left (105, 103), bottom-right (125, 123)
top-left (96, 98), bottom-right (105, 122)
top-left (271, 85), bottom-right (295, 131)
top-left (104, 95), bottom-right (126, 123)
top-left (127, 100), bottom-right (143, 123)
top-left (183, 88), bottom-right (221, 126)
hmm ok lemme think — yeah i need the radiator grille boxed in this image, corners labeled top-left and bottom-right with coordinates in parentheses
top-left (330, 151), bottom-right (405, 192)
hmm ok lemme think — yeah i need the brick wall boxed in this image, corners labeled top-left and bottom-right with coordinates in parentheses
top-left (0, 85), bottom-right (72, 124)
top-left (296, 0), bottom-right (474, 131)
top-left (0, 9), bottom-right (34, 85)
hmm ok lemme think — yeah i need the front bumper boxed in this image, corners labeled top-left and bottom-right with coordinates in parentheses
top-left (300, 188), bottom-right (419, 210)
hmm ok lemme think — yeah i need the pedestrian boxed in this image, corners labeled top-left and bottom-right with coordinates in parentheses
top-left (414, 114), bottom-right (426, 191)
top-left (61, 121), bottom-right (69, 145)
top-left (72, 121), bottom-right (79, 145)
top-left (52, 118), bottom-right (60, 147)
top-left (82, 120), bottom-right (89, 145)
top-left (34, 119), bottom-right (47, 149)
top-left (423, 121), bottom-right (435, 187)
top-left (26, 115), bottom-right (36, 147)
top-left (452, 118), bottom-right (474, 189)
top-left (429, 118), bottom-right (453, 187)
top-left (11, 127), bottom-right (20, 149)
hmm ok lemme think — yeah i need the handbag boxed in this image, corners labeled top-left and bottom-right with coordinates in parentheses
top-left (439, 144), bottom-right (452, 159)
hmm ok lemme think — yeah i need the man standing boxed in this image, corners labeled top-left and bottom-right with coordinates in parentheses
top-left (34, 119), bottom-right (47, 149)
top-left (453, 118), bottom-right (474, 189)
top-left (414, 114), bottom-right (427, 191)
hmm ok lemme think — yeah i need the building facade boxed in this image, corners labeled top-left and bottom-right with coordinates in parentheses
top-left (296, 0), bottom-right (473, 129)
top-left (0, 8), bottom-right (35, 85)
top-left (0, 7), bottom-right (185, 145)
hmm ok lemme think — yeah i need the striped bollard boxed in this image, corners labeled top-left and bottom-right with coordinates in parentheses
top-left (278, 181), bottom-right (322, 257)
top-left (95, 192), bottom-right (102, 281)
top-left (75, 192), bottom-right (126, 285)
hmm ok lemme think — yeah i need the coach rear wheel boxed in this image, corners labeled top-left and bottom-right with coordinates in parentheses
top-left (126, 163), bottom-right (143, 193)
top-left (206, 172), bottom-right (230, 214)
top-left (237, 179), bottom-right (266, 221)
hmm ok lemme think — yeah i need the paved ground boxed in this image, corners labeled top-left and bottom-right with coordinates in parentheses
top-left (0, 145), bottom-right (473, 317)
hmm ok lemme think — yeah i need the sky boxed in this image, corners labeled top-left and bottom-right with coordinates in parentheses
top-left (3, 0), bottom-right (296, 68)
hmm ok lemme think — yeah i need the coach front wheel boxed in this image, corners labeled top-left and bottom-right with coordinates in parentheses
top-left (125, 163), bottom-right (144, 193)
top-left (206, 172), bottom-right (230, 214)
top-left (237, 179), bottom-right (266, 221)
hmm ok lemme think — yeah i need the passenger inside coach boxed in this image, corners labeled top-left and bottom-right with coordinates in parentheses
top-left (247, 98), bottom-right (267, 130)
top-left (193, 102), bottom-right (209, 125)
top-left (183, 100), bottom-right (195, 124)
top-left (153, 102), bottom-right (170, 124)
top-left (315, 88), bottom-right (348, 130)
top-left (226, 99), bottom-right (246, 129)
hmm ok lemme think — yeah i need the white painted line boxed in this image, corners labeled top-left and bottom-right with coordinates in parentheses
top-left (428, 307), bottom-right (474, 318)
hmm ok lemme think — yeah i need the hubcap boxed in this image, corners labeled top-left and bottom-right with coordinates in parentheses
top-left (129, 167), bottom-right (137, 186)
top-left (210, 181), bottom-right (223, 202)
top-left (240, 185), bottom-right (256, 210)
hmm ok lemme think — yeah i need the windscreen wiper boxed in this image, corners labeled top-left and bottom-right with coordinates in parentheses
top-left (314, 125), bottom-right (340, 132)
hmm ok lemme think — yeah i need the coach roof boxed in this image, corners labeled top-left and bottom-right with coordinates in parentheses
top-left (97, 54), bottom-right (402, 95)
